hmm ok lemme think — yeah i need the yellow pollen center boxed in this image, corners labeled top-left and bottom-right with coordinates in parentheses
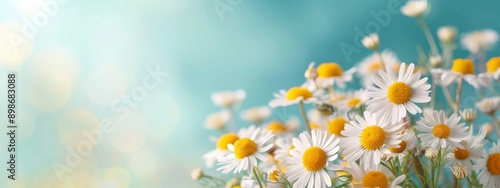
top-left (432, 124), bottom-right (451, 139)
top-left (387, 82), bottom-right (412, 104)
top-left (267, 121), bottom-right (287, 133)
top-left (285, 87), bottom-right (313, 101)
top-left (362, 171), bottom-right (388, 188)
top-left (360, 126), bottom-right (386, 150)
top-left (268, 169), bottom-right (281, 182)
top-left (487, 153), bottom-right (500, 175)
top-left (216, 133), bottom-right (239, 150)
top-left (369, 62), bottom-right (383, 72)
top-left (317, 63), bottom-right (343, 77)
top-left (486, 57), bottom-right (500, 73)
top-left (233, 186), bottom-right (242, 188)
top-left (233, 138), bottom-right (257, 159)
top-left (347, 98), bottom-right (362, 108)
top-left (328, 117), bottom-right (347, 136)
top-left (451, 59), bottom-right (475, 75)
top-left (302, 147), bottom-right (327, 171)
top-left (453, 148), bottom-right (470, 160)
top-left (389, 140), bottom-right (407, 153)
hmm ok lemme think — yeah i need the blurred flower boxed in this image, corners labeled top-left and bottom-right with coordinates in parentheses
top-left (204, 111), bottom-right (229, 130)
top-left (437, 26), bottom-right (457, 43)
top-left (240, 106), bottom-right (271, 124)
top-left (461, 29), bottom-right (499, 53)
top-left (264, 120), bottom-right (296, 135)
top-left (486, 57), bottom-right (500, 80)
top-left (304, 62), bottom-right (318, 80)
top-left (203, 132), bottom-right (239, 167)
top-left (401, 0), bottom-right (429, 17)
top-left (327, 116), bottom-right (348, 136)
top-left (217, 127), bottom-right (273, 173)
top-left (211, 90), bottom-right (246, 108)
top-left (460, 109), bottom-right (477, 123)
top-left (225, 178), bottom-right (240, 188)
top-left (336, 89), bottom-right (369, 111)
top-left (287, 130), bottom-right (341, 188)
top-left (343, 162), bottom-right (406, 188)
top-left (441, 58), bottom-right (491, 89)
top-left (267, 168), bottom-right (283, 182)
top-left (314, 62), bottom-right (356, 89)
top-left (361, 33), bottom-right (380, 50)
top-left (357, 51), bottom-right (401, 87)
top-left (415, 110), bottom-right (469, 150)
top-left (483, 123), bottom-right (494, 135)
top-left (476, 139), bottom-right (500, 187)
top-left (451, 164), bottom-right (469, 179)
top-left (367, 63), bottom-right (431, 124)
top-left (273, 137), bottom-right (294, 164)
top-left (268, 87), bottom-right (317, 108)
top-left (429, 55), bottom-right (443, 68)
top-left (341, 111), bottom-right (405, 169)
top-left (475, 97), bottom-right (500, 115)
top-left (191, 168), bottom-right (203, 180)
top-left (425, 148), bottom-right (438, 159)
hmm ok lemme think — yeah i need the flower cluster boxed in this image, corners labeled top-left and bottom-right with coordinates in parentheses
top-left (193, 1), bottom-right (500, 187)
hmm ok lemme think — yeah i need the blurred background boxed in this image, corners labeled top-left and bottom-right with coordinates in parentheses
top-left (0, 0), bottom-right (499, 187)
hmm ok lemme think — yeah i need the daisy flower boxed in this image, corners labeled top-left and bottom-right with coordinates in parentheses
top-left (203, 132), bottom-right (239, 167)
top-left (217, 127), bottom-right (274, 174)
top-left (264, 120), bottom-right (299, 135)
top-left (274, 136), bottom-right (295, 164)
top-left (486, 57), bottom-right (500, 80)
top-left (386, 129), bottom-right (418, 161)
top-left (340, 111), bottom-right (405, 169)
top-left (211, 90), bottom-right (246, 108)
top-left (441, 58), bottom-right (491, 89)
top-left (327, 116), bottom-right (349, 137)
top-left (444, 126), bottom-right (488, 169)
top-left (357, 51), bottom-right (401, 87)
top-left (286, 130), bottom-right (341, 188)
top-left (336, 89), bottom-right (369, 111)
top-left (476, 139), bottom-right (500, 187)
top-left (415, 110), bottom-right (470, 150)
top-left (204, 111), bottom-right (229, 130)
top-left (314, 62), bottom-right (356, 89)
top-left (461, 29), bottom-right (498, 54)
top-left (268, 87), bottom-right (317, 108)
top-left (475, 96), bottom-right (500, 115)
top-left (401, 0), bottom-right (429, 18)
top-left (361, 33), bottom-right (379, 50)
top-left (437, 26), bottom-right (457, 43)
top-left (240, 106), bottom-right (271, 124)
top-left (344, 162), bottom-right (406, 188)
top-left (367, 63), bottom-right (431, 124)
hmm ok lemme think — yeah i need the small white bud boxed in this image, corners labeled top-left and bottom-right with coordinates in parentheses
top-left (451, 164), bottom-right (469, 179)
top-left (191, 168), bottom-right (203, 180)
top-left (438, 26), bottom-right (457, 43)
top-left (401, 0), bottom-right (429, 18)
top-left (425, 148), bottom-right (437, 159)
top-left (460, 109), bottom-right (477, 123)
top-left (304, 62), bottom-right (318, 80)
top-left (362, 33), bottom-right (380, 50)
top-left (429, 55), bottom-right (443, 68)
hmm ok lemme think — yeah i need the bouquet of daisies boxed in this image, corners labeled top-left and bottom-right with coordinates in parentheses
top-left (192, 0), bottom-right (500, 187)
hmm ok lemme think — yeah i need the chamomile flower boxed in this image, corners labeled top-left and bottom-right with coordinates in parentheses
top-left (361, 33), bottom-right (380, 50)
top-left (211, 90), bottom-right (246, 108)
top-left (475, 97), bottom-right (500, 115)
top-left (438, 26), bottom-right (457, 43)
top-left (344, 162), bottom-right (406, 188)
top-left (268, 87), bottom-right (318, 108)
top-left (203, 132), bottom-right (240, 167)
top-left (336, 89), bottom-right (369, 111)
top-left (486, 57), bottom-right (500, 80)
top-left (444, 126), bottom-right (487, 169)
top-left (386, 129), bottom-right (418, 161)
top-left (441, 58), bottom-right (491, 89)
top-left (401, 0), bottom-right (429, 18)
top-left (240, 106), bottom-right (271, 124)
top-left (217, 127), bottom-right (274, 174)
top-left (327, 116), bottom-right (349, 137)
top-left (265, 120), bottom-right (298, 135)
top-left (357, 51), bottom-right (401, 87)
top-left (415, 110), bottom-right (470, 150)
top-left (461, 29), bottom-right (498, 53)
top-left (314, 62), bottom-right (356, 89)
top-left (476, 139), bottom-right (500, 187)
top-left (286, 130), bottom-right (342, 188)
top-left (367, 63), bottom-right (431, 124)
top-left (204, 111), bottom-right (230, 130)
top-left (341, 111), bottom-right (405, 169)
top-left (274, 137), bottom-right (294, 164)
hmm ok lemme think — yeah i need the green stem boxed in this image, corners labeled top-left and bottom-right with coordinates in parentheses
top-left (418, 17), bottom-right (439, 56)
top-left (283, 176), bottom-right (293, 188)
top-left (455, 77), bottom-right (463, 113)
top-left (434, 148), bottom-right (443, 188)
top-left (375, 48), bottom-right (387, 70)
top-left (489, 114), bottom-right (500, 138)
top-left (298, 101), bottom-right (311, 132)
top-left (253, 167), bottom-right (264, 188)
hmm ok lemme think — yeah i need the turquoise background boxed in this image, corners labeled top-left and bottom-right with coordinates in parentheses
top-left (0, 0), bottom-right (499, 187)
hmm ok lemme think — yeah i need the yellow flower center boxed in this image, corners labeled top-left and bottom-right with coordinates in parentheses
top-left (216, 133), bottom-right (239, 150)
top-left (347, 98), bottom-right (362, 108)
top-left (389, 140), bottom-right (407, 153)
top-left (317, 63), bottom-right (343, 78)
top-left (267, 121), bottom-right (287, 133)
top-left (486, 57), bottom-right (500, 73)
top-left (369, 61), bottom-right (383, 72)
top-left (233, 138), bottom-right (257, 159)
top-left (453, 148), bottom-right (470, 160)
top-left (327, 117), bottom-right (347, 136)
top-left (451, 59), bottom-right (474, 75)
top-left (302, 147), bottom-right (327, 171)
top-left (268, 169), bottom-right (281, 182)
top-left (387, 82), bottom-right (412, 104)
top-left (233, 186), bottom-right (242, 188)
top-left (362, 171), bottom-right (388, 188)
top-left (487, 153), bottom-right (500, 175)
top-left (285, 87), bottom-right (313, 101)
top-left (432, 124), bottom-right (451, 139)
top-left (360, 126), bottom-right (386, 150)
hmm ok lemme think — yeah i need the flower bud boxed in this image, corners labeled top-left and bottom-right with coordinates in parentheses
top-left (425, 148), bottom-right (437, 159)
top-left (437, 26), bottom-right (457, 43)
top-left (191, 168), bottom-right (203, 180)
top-left (460, 109), bottom-right (477, 123)
top-left (451, 164), bottom-right (469, 179)
top-left (430, 55), bottom-right (443, 68)
top-left (362, 33), bottom-right (380, 50)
